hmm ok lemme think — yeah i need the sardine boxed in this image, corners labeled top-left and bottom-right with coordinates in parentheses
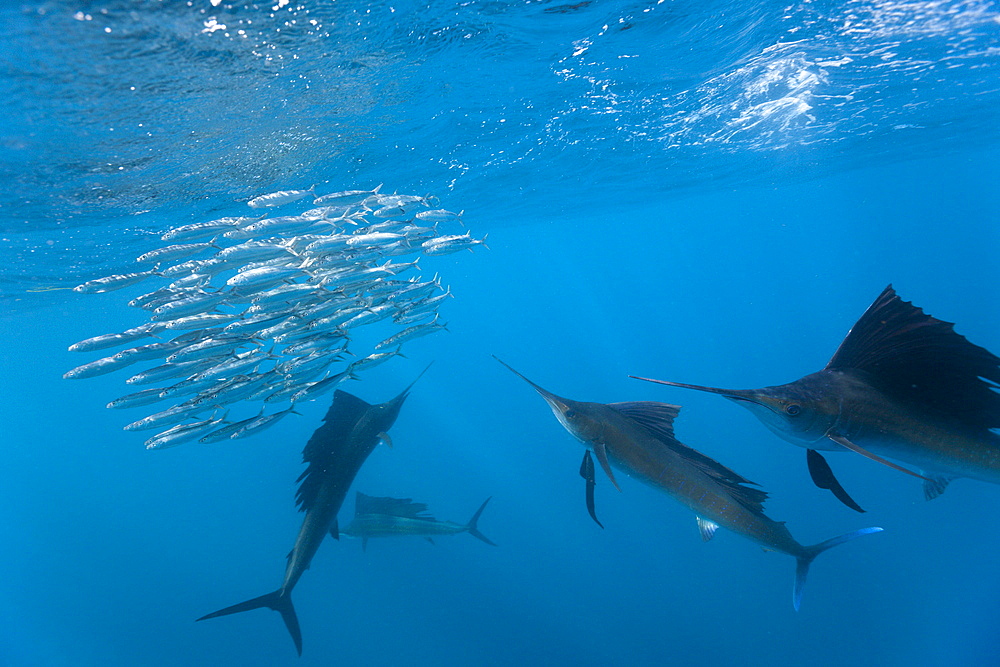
top-left (312, 184), bottom-right (381, 206)
top-left (64, 354), bottom-right (136, 380)
top-left (374, 320), bottom-right (448, 350)
top-left (161, 217), bottom-right (249, 242)
top-left (68, 324), bottom-right (156, 353)
top-left (248, 187), bottom-right (315, 209)
top-left (73, 270), bottom-right (161, 294)
top-left (144, 411), bottom-right (230, 450)
top-left (228, 406), bottom-right (301, 441)
top-left (107, 387), bottom-right (171, 409)
top-left (136, 240), bottom-right (219, 266)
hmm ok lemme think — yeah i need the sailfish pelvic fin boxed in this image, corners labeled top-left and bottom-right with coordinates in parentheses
top-left (579, 450), bottom-right (604, 529)
top-left (806, 449), bottom-right (865, 513)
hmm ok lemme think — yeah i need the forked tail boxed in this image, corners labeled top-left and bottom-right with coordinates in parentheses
top-left (197, 589), bottom-right (302, 656)
top-left (794, 527), bottom-right (883, 611)
top-left (465, 497), bottom-right (497, 546)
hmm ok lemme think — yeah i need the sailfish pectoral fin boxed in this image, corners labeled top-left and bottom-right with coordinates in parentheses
top-left (826, 434), bottom-right (932, 481)
top-left (592, 442), bottom-right (622, 493)
top-left (378, 431), bottom-right (393, 448)
top-left (579, 450), bottom-right (604, 529)
top-left (806, 449), bottom-right (866, 513)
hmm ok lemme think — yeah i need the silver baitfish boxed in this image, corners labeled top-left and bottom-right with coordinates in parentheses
top-left (150, 292), bottom-right (228, 321)
top-left (227, 405), bottom-right (300, 441)
top-left (162, 313), bottom-right (241, 330)
top-left (126, 359), bottom-right (219, 385)
top-left (107, 386), bottom-right (172, 409)
top-left (73, 270), bottom-right (161, 294)
top-left (144, 411), bottom-right (230, 450)
top-left (68, 324), bottom-right (156, 353)
top-left (123, 403), bottom-right (208, 432)
top-left (161, 217), bottom-right (250, 242)
top-left (374, 320), bottom-right (448, 350)
top-left (136, 240), bottom-right (219, 266)
top-left (421, 233), bottom-right (489, 255)
top-left (247, 187), bottom-right (315, 209)
top-left (198, 409), bottom-right (265, 444)
top-left (312, 184), bottom-right (381, 205)
top-left (64, 354), bottom-right (137, 380)
top-left (288, 369), bottom-right (357, 403)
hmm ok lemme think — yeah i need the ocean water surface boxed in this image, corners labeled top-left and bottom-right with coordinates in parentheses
top-left (1, 1), bottom-right (999, 666)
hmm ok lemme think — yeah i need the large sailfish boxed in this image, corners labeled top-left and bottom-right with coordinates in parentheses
top-left (197, 371), bottom-right (425, 655)
top-left (632, 285), bottom-right (1000, 511)
top-left (495, 357), bottom-right (882, 610)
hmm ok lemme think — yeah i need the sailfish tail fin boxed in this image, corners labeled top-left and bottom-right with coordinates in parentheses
top-left (197, 589), bottom-right (302, 656)
top-left (793, 527), bottom-right (883, 611)
top-left (465, 497), bottom-right (496, 546)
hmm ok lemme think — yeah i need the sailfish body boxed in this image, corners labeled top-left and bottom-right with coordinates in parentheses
top-left (495, 357), bottom-right (881, 610)
top-left (340, 492), bottom-right (496, 549)
top-left (197, 373), bottom-right (423, 655)
top-left (632, 285), bottom-right (1000, 507)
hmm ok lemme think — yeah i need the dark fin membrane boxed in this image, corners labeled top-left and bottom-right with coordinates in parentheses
top-left (826, 285), bottom-right (1000, 436)
top-left (296, 389), bottom-right (373, 512)
top-left (355, 491), bottom-right (432, 519)
top-left (923, 474), bottom-right (953, 500)
top-left (607, 401), bottom-right (681, 443)
top-left (328, 517), bottom-right (339, 540)
top-left (579, 450), bottom-right (604, 529)
top-left (607, 402), bottom-right (769, 514)
top-left (806, 449), bottom-right (865, 513)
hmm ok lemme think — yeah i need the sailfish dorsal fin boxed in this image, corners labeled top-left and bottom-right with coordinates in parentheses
top-left (354, 492), bottom-right (431, 519)
top-left (826, 285), bottom-right (1000, 434)
top-left (606, 401), bottom-right (769, 514)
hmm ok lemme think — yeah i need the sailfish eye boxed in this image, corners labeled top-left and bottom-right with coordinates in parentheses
top-left (785, 404), bottom-right (802, 416)
top-left (564, 410), bottom-right (577, 419)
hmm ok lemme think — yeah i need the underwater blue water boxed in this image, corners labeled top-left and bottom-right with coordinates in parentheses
top-left (2, 1), bottom-right (1000, 666)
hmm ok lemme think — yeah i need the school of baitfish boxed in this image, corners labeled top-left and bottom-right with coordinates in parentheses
top-left (64, 185), bottom-right (486, 450)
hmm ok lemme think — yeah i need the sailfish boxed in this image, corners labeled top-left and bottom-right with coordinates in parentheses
top-left (197, 369), bottom-right (426, 655)
top-left (631, 285), bottom-right (1000, 512)
top-left (495, 357), bottom-right (882, 610)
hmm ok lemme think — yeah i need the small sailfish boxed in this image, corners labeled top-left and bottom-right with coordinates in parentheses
top-left (495, 357), bottom-right (882, 610)
top-left (340, 492), bottom-right (496, 550)
top-left (631, 285), bottom-right (1000, 511)
top-left (197, 368), bottom-right (428, 655)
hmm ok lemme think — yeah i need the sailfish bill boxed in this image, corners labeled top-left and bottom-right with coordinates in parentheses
top-left (495, 356), bottom-right (883, 609)
top-left (631, 285), bottom-right (1000, 509)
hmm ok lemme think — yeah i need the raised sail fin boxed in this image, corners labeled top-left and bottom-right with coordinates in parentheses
top-left (826, 285), bottom-right (1000, 435)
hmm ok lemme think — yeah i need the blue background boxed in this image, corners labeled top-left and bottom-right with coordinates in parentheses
top-left (1, 1), bottom-right (999, 666)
